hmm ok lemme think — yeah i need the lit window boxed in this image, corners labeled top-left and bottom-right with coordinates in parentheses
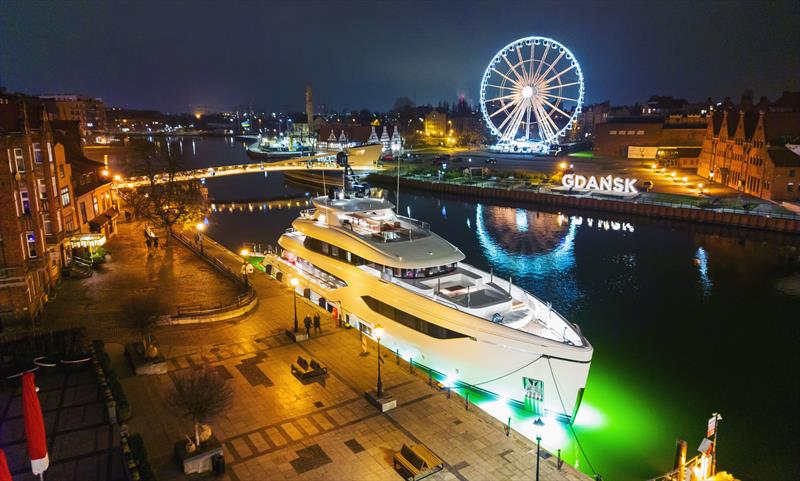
top-left (789, 183), bottom-right (795, 193)
top-left (609, 130), bottom-right (617, 135)
top-left (25, 232), bottom-right (38, 258)
top-left (92, 196), bottom-right (99, 215)
top-left (42, 213), bottom-right (52, 236)
top-left (19, 189), bottom-right (31, 215)
top-left (627, 130), bottom-right (636, 135)
top-left (636, 130), bottom-right (645, 135)
top-left (60, 187), bottom-right (71, 206)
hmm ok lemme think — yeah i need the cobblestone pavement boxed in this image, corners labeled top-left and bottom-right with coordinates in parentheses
top-left (42, 220), bottom-right (241, 342)
top-left (118, 235), bottom-right (590, 481)
top-left (0, 367), bottom-right (125, 481)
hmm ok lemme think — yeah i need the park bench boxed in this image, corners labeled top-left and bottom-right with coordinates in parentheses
top-left (291, 356), bottom-right (328, 382)
top-left (393, 443), bottom-right (444, 481)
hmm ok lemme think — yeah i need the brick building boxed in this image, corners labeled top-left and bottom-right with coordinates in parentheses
top-left (697, 92), bottom-right (800, 201)
top-left (593, 115), bottom-right (707, 165)
top-left (39, 94), bottom-right (107, 133)
top-left (0, 94), bottom-right (66, 327)
top-left (424, 110), bottom-right (448, 137)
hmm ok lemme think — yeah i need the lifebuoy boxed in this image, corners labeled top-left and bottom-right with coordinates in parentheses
top-left (331, 307), bottom-right (339, 321)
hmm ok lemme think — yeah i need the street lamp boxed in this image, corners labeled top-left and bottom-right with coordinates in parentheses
top-left (290, 278), bottom-right (299, 332)
top-left (374, 324), bottom-right (384, 397)
top-left (533, 417), bottom-right (545, 481)
top-left (195, 223), bottom-right (205, 254)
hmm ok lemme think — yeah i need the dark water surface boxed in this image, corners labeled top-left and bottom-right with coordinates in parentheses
top-left (108, 138), bottom-right (800, 480)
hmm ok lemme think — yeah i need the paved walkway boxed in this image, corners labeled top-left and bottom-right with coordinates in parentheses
top-left (42, 220), bottom-right (241, 342)
top-left (119, 233), bottom-right (591, 480)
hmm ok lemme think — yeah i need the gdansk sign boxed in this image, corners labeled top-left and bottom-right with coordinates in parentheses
top-left (562, 174), bottom-right (638, 194)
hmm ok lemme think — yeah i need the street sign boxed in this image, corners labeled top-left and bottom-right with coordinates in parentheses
top-left (707, 416), bottom-right (717, 437)
top-left (698, 438), bottom-right (713, 455)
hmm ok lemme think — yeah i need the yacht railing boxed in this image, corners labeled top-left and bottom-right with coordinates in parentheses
top-left (396, 215), bottom-right (430, 233)
top-left (299, 208), bottom-right (316, 220)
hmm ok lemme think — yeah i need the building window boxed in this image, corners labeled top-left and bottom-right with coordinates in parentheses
top-left (42, 213), bottom-right (53, 236)
top-left (789, 183), bottom-right (795, 193)
top-left (790, 169), bottom-right (796, 178)
top-left (20, 189), bottom-right (31, 215)
top-left (92, 196), bottom-right (99, 215)
top-left (627, 130), bottom-right (636, 135)
top-left (609, 130), bottom-right (617, 135)
top-left (65, 214), bottom-right (74, 232)
top-left (13, 148), bottom-right (25, 172)
top-left (58, 165), bottom-right (65, 178)
top-left (25, 232), bottom-right (38, 258)
top-left (33, 143), bottom-right (43, 163)
top-left (80, 202), bottom-right (88, 224)
top-left (60, 187), bottom-right (71, 206)
top-left (37, 178), bottom-right (48, 200)
top-left (636, 130), bottom-right (645, 135)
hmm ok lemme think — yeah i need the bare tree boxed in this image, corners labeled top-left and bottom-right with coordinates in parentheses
top-left (122, 140), bottom-right (206, 245)
top-left (168, 367), bottom-right (233, 448)
top-left (121, 294), bottom-right (168, 356)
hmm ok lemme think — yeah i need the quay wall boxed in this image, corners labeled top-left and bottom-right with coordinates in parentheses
top-left (369, 174), bottom-right (800, 235)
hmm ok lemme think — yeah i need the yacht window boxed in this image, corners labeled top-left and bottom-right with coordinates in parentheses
top-left (322, 242), bottom-right (329, 254)
top-left (331, 245), bottom-right (339, 257)
top-left (361, 296), bottom-right (468, 339)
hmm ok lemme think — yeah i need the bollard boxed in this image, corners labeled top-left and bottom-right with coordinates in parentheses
top-left (447, 384), bottom-right (451, 399)
top-left (396, 348), bottom-right (399, 365)
top-left (557, 449), bottom-right (563, 470)
top-left (428, 371), bottom-right (432, 386)
top-left (409, 358), bottom-right (414, 374)
top-left (505, 417), bottom-right (511, 436)
top-left (465, 391), bottom-right (469, 411)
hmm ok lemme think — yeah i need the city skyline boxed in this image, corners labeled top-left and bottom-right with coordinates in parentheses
top-left (2, 0), bottom-right (799, 113)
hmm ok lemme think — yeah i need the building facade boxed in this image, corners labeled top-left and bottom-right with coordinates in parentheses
top-left (0, 95), bottom-right (68, 328)
top-left (39, 94), bottom-right (107, 133)
top-left (594, 115), bottom-right (707, 165)
top-left (424, 110), bottom-right (447, 137)
top-left (696, 92), bottom-right (800, 201)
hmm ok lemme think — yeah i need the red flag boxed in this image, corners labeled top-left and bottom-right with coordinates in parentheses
top-left (22, 372), bottom-right (49, 475)
top-left (0, 449), bottom-right (12, 481)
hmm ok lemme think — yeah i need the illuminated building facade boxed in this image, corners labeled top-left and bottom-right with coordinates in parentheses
top-left (697, 92), bottom-right (800, 201)
top-left (424, 110), bottom-right (447, 137)
top-left (39, 94), bottom-right (107, 133)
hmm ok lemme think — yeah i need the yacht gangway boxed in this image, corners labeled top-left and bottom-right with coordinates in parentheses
top-left (117, 145), bottom-right (386, 188)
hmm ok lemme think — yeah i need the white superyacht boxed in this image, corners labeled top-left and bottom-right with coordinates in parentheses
top-left (263, 172), bottom-right (592, 422)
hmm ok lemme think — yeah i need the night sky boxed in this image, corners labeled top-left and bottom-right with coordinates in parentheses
top-left (2, 0), bottom-right (798, 113)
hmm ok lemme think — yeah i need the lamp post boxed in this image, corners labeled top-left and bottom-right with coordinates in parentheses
top-left (195, 223), bottom-right (205, 254)
top-left (374, 324), bottom-right (384, 397)
top-left (533, 417), bottom-right (545, 481)
top-left (290, 278), bottom-right (299, 333)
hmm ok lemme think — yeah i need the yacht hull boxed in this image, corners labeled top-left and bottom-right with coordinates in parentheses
top-left (265, 236), bottom-right (592, 421)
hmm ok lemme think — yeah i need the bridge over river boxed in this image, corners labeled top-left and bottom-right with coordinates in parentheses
top-left (117, 144), bottom-right (385, 188)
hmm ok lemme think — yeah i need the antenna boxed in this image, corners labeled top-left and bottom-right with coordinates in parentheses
top-left (396, 153), bottom-right (400, 210)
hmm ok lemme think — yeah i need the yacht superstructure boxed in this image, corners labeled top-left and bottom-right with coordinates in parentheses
top-left (263, 191), bottom-right (592, 421)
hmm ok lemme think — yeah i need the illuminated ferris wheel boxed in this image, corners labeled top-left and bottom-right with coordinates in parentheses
top-left (480, 36), bottom-right (584, 153)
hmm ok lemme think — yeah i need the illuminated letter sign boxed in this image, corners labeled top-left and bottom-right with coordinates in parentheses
top-left (562, 174), bottom-right (638, 194)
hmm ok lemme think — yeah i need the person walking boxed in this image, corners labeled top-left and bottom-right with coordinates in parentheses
top-left (145, 236), bottom-right (152, 251)
top-left (303, 315), bottom-right (312, 337)
top-left (153, 236), bottom-right (159, 249)
top-left (313, 312), bottom-right (321, 333)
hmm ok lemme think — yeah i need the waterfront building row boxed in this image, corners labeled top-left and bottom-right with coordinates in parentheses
top-left (0, 93), bottom-right (117, 329)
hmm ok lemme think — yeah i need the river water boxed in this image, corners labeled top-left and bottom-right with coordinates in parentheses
top-left (105, 137), bottom-right (800, 480)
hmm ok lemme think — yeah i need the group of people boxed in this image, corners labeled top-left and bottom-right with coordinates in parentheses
top-left (303, 312), bottom-right (322, 336)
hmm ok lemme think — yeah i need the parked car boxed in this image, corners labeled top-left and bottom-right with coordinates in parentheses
top-left (453, 157), bottom-right (464, 163)
top-left (642, 180), bottom-right (655, 192)
top-left (485, 158), bottom-right (497, 164)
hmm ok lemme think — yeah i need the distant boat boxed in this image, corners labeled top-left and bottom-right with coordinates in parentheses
top-left (246, 139), bottom-right (314, 160)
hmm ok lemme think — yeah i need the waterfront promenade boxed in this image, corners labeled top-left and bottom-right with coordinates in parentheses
top-left (44, 219), bottom-right (592, 481)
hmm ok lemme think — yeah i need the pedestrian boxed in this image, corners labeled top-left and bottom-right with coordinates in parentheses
top-left (153, 236), bottom-right (159, 249)
top-left (303, 315), bottom-right (312, 337)
top-left (145, 237), bottom-right (152, 251)
top-left (313, 312), bottom-right (321, 333)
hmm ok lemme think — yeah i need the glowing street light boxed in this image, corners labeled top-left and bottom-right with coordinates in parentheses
top-left (290, 278), bottom-right (300, 333)
top-left (559, 161), bottom-right (568, 170)
top-left (374, 324), bottom-right (384, 397)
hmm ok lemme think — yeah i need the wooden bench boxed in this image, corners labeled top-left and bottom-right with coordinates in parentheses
top-left (393, 444), bottom-right (444, 481)
top-left (291, 356), bottom-right (328, 382)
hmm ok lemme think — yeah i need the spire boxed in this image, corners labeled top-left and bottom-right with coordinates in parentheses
top-left (368, 126), bottom-right (379, 144)
top-left (338, 130), bottom-right (347, 142)
top-left (327, 129), bottom-right (336, 141)
top-left (379, 127), bottom-right (390, 143)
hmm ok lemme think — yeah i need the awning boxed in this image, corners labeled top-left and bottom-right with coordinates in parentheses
top-left (89, 208), bottom-right (118, 230)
